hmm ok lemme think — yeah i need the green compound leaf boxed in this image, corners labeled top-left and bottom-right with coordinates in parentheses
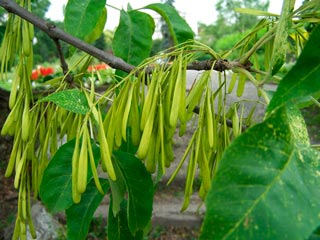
top-left (200, 106), bottom-right (320, 240)
top-left (84, 7), bottom-right (107, 44)
top-left (64, 0), bottom-right (106, 42)
top-left (39, 89), bottom-right (89, 115)
top-left (66, 179), bottom-right (110, 240)
top-left (144, 3), bottom-right (194, 45)
top-left (267, 25), bottom-right (320, 113)
top-left (40, 139), bottom-right (100, 213)
top-left (113, 151), bottom-right (154, 235)
top-left (113, 9), bottom-right (155, 66)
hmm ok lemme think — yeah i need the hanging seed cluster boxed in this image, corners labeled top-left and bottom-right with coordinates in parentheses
top-left (0, 16), bottom-right (254, 238)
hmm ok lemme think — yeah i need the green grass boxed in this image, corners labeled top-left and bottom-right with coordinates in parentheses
top-left (0, 72), bottom-right (14, 91)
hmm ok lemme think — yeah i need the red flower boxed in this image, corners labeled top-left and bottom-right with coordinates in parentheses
top-left (96, 63), bottom-right (109, 70)
top-left (87, 63), bottom-right (109, 72)
top-left (31, 69), bottom-right (39, 81)
top-left (39, 66), bottom-right (54, 76)
top-left (87, 65), bottom-right (94, 72)
top-left (30, 66), bottom-right (55, 81)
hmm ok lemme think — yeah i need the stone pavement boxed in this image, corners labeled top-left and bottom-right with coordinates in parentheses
top-left (94, 176), bottom-right (205, 229)
top-left (95, 190), bottom-right (205, 229)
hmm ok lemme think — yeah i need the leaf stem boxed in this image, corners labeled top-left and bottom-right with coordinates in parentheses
top-left (239, 25), bottom-right (277, 65)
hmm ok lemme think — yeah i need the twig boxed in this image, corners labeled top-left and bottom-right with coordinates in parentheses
top-left (239, 25), bottom-right (276, 65)
top-left (145, 59), bottom-right (253, 76)
top-left (52, 38), bottom-right (73, 83)
top-left (187, 59), bottom-right (253, 72)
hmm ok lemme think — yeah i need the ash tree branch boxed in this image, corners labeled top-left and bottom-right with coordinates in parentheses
top-left (0, 0), bottom-right (135, 73)
top-left (187, 59), bottom-right (253, 72)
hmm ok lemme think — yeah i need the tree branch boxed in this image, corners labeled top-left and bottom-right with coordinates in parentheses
top-left (187, 59), bottom-right (252, 72)
top-left (0, 0), bottom-right (135, 73)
